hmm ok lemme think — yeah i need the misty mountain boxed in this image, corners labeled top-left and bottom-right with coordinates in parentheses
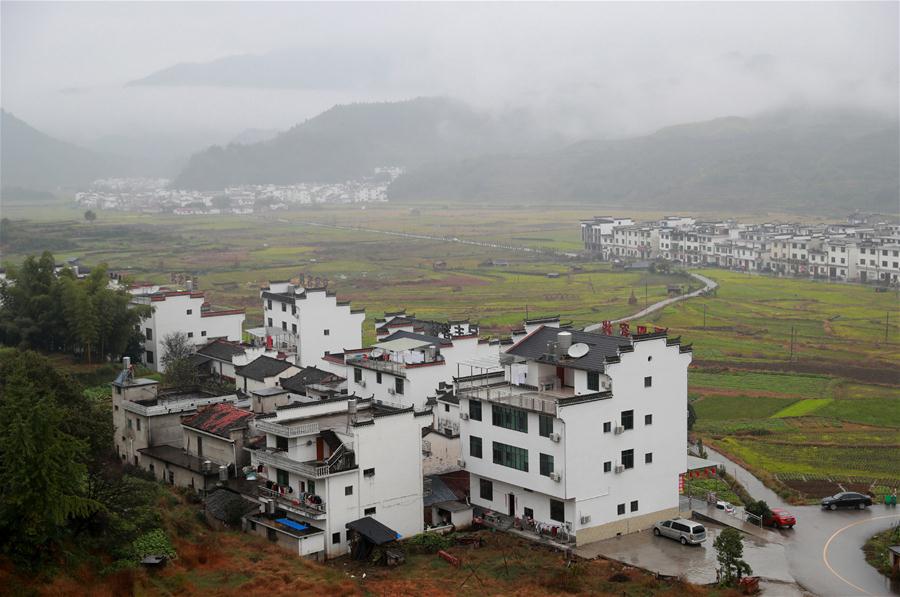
top-left (128, 47), bottom-right (395, 91)
top-left (388, 108), bottom-right (900, 213)
top-left (85, 129), bottom-right (236, 178)
top-left (0, 110), bottom-right (122, 191)
top-left (173, 97), bottom-right (562, 189)
top-left (229, 128), bottom-right (281, 145)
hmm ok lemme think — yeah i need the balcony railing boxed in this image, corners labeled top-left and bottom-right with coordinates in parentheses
top-left (122, 394), bottom-right (243, 417)
top-left (459, 385), bottom-right (558, 415)
top-left (258, 485), bottom-right (327, 519)
top-left (256, 419), bottom-right (320, 438)
top-left (254, 448), bottom-right (356, 478)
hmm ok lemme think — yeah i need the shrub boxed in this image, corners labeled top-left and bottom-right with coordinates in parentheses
top-left (406, 532), bottom-right (452, 553)
top-left (131, 529), bottom-right (176, 561)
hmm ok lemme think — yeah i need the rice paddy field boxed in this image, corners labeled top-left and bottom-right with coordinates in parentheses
top-left (2, 198), bottom-right (899, 502)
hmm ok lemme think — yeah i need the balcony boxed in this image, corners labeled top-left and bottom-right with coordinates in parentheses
top-left (347, 356), bottom-right (408, 377)
top-left (258, 485), bottom-right (327, 520)
top-left (256, 419), bottom-right (320, 438)
top-left (459, 384), bottom-right (559, 415)
top-left (254, 444), bottom-right (356, 478)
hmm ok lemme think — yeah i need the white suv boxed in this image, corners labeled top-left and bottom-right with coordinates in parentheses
top-left (653, 518), bottom-right (707, 545)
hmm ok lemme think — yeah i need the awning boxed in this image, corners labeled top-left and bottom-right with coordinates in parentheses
top-left (346, 516), bottom-right (400, 544)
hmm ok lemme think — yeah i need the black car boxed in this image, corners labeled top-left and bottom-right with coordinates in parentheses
top-left (821, 492), bottom-right (873, 510)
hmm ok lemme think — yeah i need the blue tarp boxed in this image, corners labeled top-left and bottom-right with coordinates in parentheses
top-left (276, 518), bottom-right (308, 532)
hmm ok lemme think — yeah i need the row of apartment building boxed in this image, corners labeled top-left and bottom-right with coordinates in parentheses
top-left (581, 214), bottom-right (900, 283)
top-left (114, 275), bottom-right (693, 561)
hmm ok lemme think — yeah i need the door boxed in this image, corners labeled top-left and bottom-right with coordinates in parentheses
top-left (316, 437), bottom-right (325, 461)
top-left (556, 366), bottom-right (565, 387)
top-left (507, 493), bottom-right (516, 517)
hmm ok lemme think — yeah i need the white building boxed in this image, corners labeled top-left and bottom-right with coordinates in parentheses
top-left (458, 326), bottom-right (692, 545)
top-left (249, 395), bottom-right (427, 559)
top-left (132, 290), bottom-right (244, 371)
top-left (260, 282), bottom-right (365, 368)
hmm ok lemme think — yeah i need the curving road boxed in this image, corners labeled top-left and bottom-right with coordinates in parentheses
top-left (705, 447), bottom-right (900, 596)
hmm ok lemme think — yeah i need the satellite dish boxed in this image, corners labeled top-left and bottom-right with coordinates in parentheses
top-left (370, 348), bottom-right (385, 359)
top-left (568, 343), bottom-right (590, 359)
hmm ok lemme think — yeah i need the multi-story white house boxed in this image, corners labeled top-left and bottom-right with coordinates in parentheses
top-left (458, 326), bottom-right (692, 545)
top-left (858, 242), bottom-right (900, 284)
top-left (260, 282), bottom-right (365, 368)
top-left (248, 395), bottom-right (427, 559)
top-left (580, 217), bottom-right (634, 257)
top-left (132, 290), bottom-right (244, 371)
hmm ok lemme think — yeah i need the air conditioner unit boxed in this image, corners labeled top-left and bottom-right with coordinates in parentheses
top-left (457, 459), bottom-right (466, 468)
top-left (601, 380), bottom-right (611, 390)
top-left (580, 515), bottom-right (591, 525)
top-left (549, 432), bottom-right (561, 442)
top-left (614, 464), bottom-right (625, 474)
top-left (459, 412), bottom-right (470, 420)
top-left (387, 388), bottom-right (396, 395)
top-left (358, 380), bottom-right (366, 388)
top-left (614, 426), bottom-right (625, 435)
top-left (549, 472), bottom-right (561, 482)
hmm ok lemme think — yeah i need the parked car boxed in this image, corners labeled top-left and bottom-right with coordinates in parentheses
top-left (762, 508), bottom-right (796, 529)
top-left (653, 518), bottom-right (707, 545)
top-left (821, 492), bottom-right (872, 510)
top-left (715, 500), bottom-right (736, 514)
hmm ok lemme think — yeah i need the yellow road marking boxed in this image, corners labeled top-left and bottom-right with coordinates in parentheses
top-left (821, 513), bottom-right (900, 596)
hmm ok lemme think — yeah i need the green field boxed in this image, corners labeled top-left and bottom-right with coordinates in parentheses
top-left (2, 199), bottom-right (899, 500)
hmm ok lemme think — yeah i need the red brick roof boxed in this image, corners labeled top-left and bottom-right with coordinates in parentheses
top-left (182, 403), bottom-right (253, 438)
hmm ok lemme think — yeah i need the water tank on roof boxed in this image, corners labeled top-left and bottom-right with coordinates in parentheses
top-left (557, 331), bottom-right (572, 356)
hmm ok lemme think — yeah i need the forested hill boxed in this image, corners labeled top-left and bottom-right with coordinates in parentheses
top-left (0, 110), bottom-right (120, 191)
top-left (388, 109), bottom-right (900, 213)
top-left (172, 97), bottom-right (562, 189)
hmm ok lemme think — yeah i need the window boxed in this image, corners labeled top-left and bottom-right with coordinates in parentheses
top-left (281, 321), bottom-right (287, 331)
top-left (492, 404), bottom-right (528, 433)
top-left (524, 507), bottom-right (534, 519)
top-left (345, 486), bottom-right (353, 496)
top-left (645, 452), bottom-right (653, 464)
top-left (644, 376), bottom-right (652, 388)
top-left (267, 299), bottom-right (272, 309)
top-left (281, 303), bottom-right (286, 312)
top-left (187, 331), bottom-right (193, 338)
top-left (292, 323), bottom-right (297, 334)
top-left (267, 317), bottom-right (273, 327)
top-left (621, 410), bottom-right (634, 430)
top-left (604, 461), bottom-right (612, 473)
top-left (480, 478), bottom-right (493, 501)
top-left (354, 368), bottom-right (362, 383)
top-left (645, 414), bottom-right (653, 426)
top-left (145, 327), bottom-right (153, 340)
top-left (146, 350), bottom-right (154, 364)
top-left (621, 449), bottom-right (634, 470)
top-left (444, 404), bottom-right (450, 412)
top-left (292, 306), bottom-right (297, 315)
top-left (276, 468), bottom-right (290, 486)
top-left (469, 400), bottom-right (482, 421)
top-left (550, 499), bottom-right (565, 522)
top-left (127, 418), bottom-right (132, 429)
top-left (136, 419), bottom-right (141, 431)
top-left (376, 372), bottom-right (382, 384)
top-left (196, 436), bottom-right (203, 456)
top-left (363, 468), bottom-right (375, 477)
top-left (267, 528), bottom-right (278, 542)
top-left (332, 532), bottom-right (341, 544)
top-left (186, 309), bottom-right (192, 315)
top-left (201, 330), bottom-right (206, 337)
top-left (323, 329), bottom-right (330, 336)
top-left (395, 377), bottom-right (404, 395)
top-left (470, 436), bottom-right (483, 458)
top-left (603, 421), bottom-right (611, 433)
top-left (539, 414), bottom-right (553, 437)
top-left (587, 371), bottom-right (599, 391)
top-left (617, 503), bottom-right (626, 516)
top-left (249, 520), bottom-right (256, 531)
top-left (630, 500), bottom-right (639, 512)
top-left (539, 453), bottom-right (554, 477)
top-left (492, 441), bottom-right (529, 472)
top-left (276, 436), bottom-right (288, 451)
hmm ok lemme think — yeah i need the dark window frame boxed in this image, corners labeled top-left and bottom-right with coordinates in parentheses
top-left (470, 435), bottom-right (483, 458)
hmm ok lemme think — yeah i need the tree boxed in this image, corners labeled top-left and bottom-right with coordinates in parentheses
top-left (688, 402), bottom-right (697, 431)
top-left (745, 499), bottom-right (772, 519)
top-left (714, 527), bottom-right (752, 586)
top-left (84, 209), bottom-right (97, 223)
top-left (161, 332), bottom-right (199, 388)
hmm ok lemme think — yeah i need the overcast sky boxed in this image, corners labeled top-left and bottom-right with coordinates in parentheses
top-left (2, 1), bottom-right (898, 144)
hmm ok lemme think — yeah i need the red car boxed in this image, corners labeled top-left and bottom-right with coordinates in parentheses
top-left (763, 508), bottom-right (796, 529)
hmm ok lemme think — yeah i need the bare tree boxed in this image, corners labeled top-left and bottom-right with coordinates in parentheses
top-left (160, 332), bottom-right (198, 388)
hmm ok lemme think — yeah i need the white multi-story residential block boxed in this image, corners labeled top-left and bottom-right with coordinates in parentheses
top-left (458, 326), bottom-right (692, 545)
top-left (581, 217), bottom-right (634, 257)
top-left (857, 242), bottom-right (900, 284)
top-left (260, 282), bottom-right (365, 367)
top-left (248, 395), bottom-right (426, 559)
top-left (132, 290), bottom-right (244, 371)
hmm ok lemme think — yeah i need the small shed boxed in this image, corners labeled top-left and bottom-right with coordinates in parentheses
top-left (431, 500), bottom-right (474, 530)
top-left (346, 516), bottom-right (401, 561)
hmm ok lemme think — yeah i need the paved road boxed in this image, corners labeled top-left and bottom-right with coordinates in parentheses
top-left (705, 448), bottom-right (900, 596)
top-left (584, 271), bottom-right (718, 330)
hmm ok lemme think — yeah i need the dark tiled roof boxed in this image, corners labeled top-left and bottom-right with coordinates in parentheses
top-left (188, 354), bottom-right (212, 367)
top-left (424, 475), bottom-right (459, 507)
top-left (280, 366), bottom-right (345, 394)
top-left (346, 516), bottom-right (400, 544)
top-left (183, 403), bottom-right (254, 437)
top-left (138, 445), bottom-right (219, 475)
top-left (197, 339), bottom-right (246, 362)
top-left (205, 488), bottom-right (258, 522)
top-left (236, 355), bottom-right (295, 381)
top-left (506, 325), bottom-right (631, 373)
top-left (380, 330), bottom-right (452, 347)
